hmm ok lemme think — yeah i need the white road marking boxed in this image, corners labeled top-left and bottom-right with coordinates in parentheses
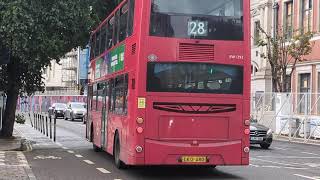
top-left (75, 154), bottom-right (83, 158)
top-left (251, 158), bottom-right (302, 167)
top-left (114, 179), bottom-right (122, 180)
top-left (256, 156), bottom-right (320, 159)
top-left (249, 164), bottom-right (259, 167)
top-left (62, 147), bottom-right (69, 150)
top-left (96, 168), bottom-right (111, 174)
top-left (83, 160), bottom-right (95, 165)
top-left (273, 147), bottom-right (287, 150)
top-left (0, 159), bottom-right (4, 162)
top-left (56, 142), bottom-right (63, 146)
top-left (301, 152), bottom-right (319, 156)
top-left (294, 174), bottom-right (320, 180)
top-left (67, 150), bottom-right (75, 154)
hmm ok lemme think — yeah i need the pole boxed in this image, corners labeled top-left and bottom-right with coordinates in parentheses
top-left (46, 116), bottom-right (48, 137)
top-left (49, 115), bottom-right (52, 139)
top-left (53, 116), bottom-right (56, 142)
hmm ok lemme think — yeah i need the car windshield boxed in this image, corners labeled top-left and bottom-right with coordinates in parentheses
top-left (150, 0), bottom-right (243, 40)
top-left (71, 103), bottom-right (85, 109)
top-left (250, 118), bottom-right (257, 123)
top-left (55, 104), bottom-right (66, 108)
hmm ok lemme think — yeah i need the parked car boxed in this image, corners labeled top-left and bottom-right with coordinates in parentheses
top-left (48, 103), bottom-right (67, 118)
top-left (64, 102), bottom-right (87, 121)
top-left (250, 118), bottom-right (273, 149)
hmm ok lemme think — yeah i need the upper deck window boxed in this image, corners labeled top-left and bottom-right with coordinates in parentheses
top-left (150, 0), bottom-right (243, 41)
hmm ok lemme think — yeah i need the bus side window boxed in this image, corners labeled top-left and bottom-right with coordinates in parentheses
top-left (114, 10), bottom-right (120, 44)
top-left (119, 2), bottom-right (128, 42)
top-left (107, 17), bottom-right (114, 50)
top-left (123, 74), bottom-right (128, 115)
top-left (100, 25), bottom-right (107, 54)
top-left (110, 79), bottom-right (115, 112)
top-left (127, 0), bottom-right (135, 36)
top-left (95, 30), bottom-right (101, 58)
top-left (93, 83), bottom-right (98, 111)
top-left (114, 75), bottom-right (124, 114)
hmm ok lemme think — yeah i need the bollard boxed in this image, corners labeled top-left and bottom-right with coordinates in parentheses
top-left (33, 113), bottom-right (36, 129)
top-left (37, 114), bottom-right (40, 131)
top-left (35, 114), bottom-right (37, 130)
top-left (40, 113), bottom-right (43, 133)
top-left (42, 114), bottom-right (45, 135)
top-left (29, 113), bottom-right (33, 128)
top-left (49, 115), bottom-right (52, 139)
top-left (53, 116), bottom-right (56, 142)
top-left (46, 116), bottom-right (48, 137)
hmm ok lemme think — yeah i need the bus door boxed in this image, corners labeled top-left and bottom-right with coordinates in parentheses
top-left (101, 82), bottom-right (109, 149)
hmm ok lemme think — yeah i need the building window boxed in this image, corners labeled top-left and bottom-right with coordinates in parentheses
top-left (298, 73), bottom-right (311, 114)
top-left (285, 75), bottom-right (292, 92)
top-left (285, 1), bottom-right (293, 39)
top-left (254, 21), bottom-right (260, 45)
top-left (301, 0), bottom-right (312, 33)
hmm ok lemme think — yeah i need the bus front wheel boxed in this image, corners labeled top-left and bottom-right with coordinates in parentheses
top-left (114, 133), bottom-right (126, 169)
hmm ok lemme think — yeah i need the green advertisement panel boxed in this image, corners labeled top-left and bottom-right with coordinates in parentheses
top-left (95, 57), bottom-right (103, 79)
top-left (94, 44), bottom-right (125, 79)
top-left (110, 44), bottom-right (125, 73)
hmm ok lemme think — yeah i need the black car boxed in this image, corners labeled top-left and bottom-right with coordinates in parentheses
top-left (250, 118), bottom-right (273, 149)
top-left (48, 103), bottom-right (67, 118)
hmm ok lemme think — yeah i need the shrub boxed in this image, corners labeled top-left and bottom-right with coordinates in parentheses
top-left (15, 114), bottom-right (26, 124)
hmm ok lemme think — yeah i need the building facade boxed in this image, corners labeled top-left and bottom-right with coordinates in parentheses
top-left (42, 48), bottom-right (89, 95)
top-left (250, 0), bottom-right (273, 95)
top-left (251, 0), bottom-right (320, 114)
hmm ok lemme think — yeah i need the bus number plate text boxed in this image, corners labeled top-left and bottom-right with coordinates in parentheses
top-left (180, 156), bottom-right (208, 163)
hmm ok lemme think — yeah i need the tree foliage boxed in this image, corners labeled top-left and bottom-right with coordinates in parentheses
top-left (0, 0), bottom-right (116, 137)
top-left (257, 27), bottom-right (313, 92)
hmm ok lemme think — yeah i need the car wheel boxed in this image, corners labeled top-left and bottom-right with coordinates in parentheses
top-left (260, 143), bottom-right (271, 149)
top-left (114, 133), bottom-right (126, 169)
top-left (70, 113), bottom-right (74, 121)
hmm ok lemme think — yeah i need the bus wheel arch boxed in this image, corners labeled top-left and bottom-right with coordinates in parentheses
top-left (91, 123), bottom-right (100, 152)
top-left (113, 130), bottom-right (126, 169)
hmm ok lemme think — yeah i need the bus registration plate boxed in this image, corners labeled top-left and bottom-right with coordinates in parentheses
top-left (181, 156), bottom-right (207, 163)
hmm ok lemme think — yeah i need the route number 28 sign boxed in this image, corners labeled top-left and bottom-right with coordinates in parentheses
top-left (187, 20), bottom-right (208, 37)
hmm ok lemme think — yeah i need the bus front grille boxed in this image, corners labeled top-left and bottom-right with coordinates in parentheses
top-left (179, 43), bottom-right (214, 61)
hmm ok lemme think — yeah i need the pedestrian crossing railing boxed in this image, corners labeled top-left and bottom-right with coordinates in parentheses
top-left (251, 92), bottom-right (320, 143)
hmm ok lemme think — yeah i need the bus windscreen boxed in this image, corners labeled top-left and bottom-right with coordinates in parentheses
top-left (147, 62), bottom-right (243, 94)
top-left (150, 0), bottom-right (243, 40)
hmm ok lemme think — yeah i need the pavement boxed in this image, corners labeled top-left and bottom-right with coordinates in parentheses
top-left (0, 127), bottom-right (36, 180)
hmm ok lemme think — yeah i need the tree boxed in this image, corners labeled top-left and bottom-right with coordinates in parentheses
top-left (257, 27), bottom-right (313, 92)
top-left (0, 0), bottom-right (115, 137)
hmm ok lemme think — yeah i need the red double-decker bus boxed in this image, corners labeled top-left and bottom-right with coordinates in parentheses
top-left (87, 0), bottom-right (250, 169)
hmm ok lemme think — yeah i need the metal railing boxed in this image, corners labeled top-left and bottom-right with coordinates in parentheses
top-left (251, 92), bottom-right (320, 143)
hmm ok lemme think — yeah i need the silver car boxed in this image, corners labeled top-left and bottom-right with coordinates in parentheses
top-left (64, 102), bottom-right (87, 121)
